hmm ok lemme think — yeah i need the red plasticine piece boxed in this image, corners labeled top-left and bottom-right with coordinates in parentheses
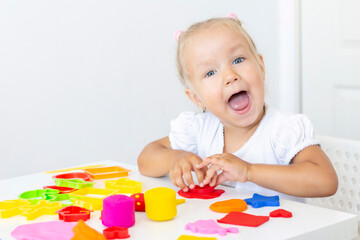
top-left (270, 209), bottom-right (292, 218)
top-left (53, 172), bottom-right (92, 181)
top-left (103, 226), bottom-right (130, 239)
top-left (217, 212), bottom-right (269, 227)
top-left (178, 185), bottom-right (225, 199)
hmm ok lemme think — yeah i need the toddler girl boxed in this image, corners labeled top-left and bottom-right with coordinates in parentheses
top-left (137, 15), bottom-right (338, 200)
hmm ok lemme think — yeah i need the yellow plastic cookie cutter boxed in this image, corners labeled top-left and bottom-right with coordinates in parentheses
top-left (69, 188), bottom-right (118, 210)
top-left (55, 179), bottom-right (95, 189)
top-left (105, 178), bottom-right (142, 194)
top-left (19, 200), bottom-right (63, 220)
top-left (18, 189), bottom-right (60, 204)
top-left (0, 199), bottom-right (31, 218)
top-left (73, 198), bottom-right (103, 211)
top-left (83, 166), bottom-right (131, 180)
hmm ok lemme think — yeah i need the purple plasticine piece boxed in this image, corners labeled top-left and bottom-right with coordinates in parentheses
top-left (185, 219), bottom-right (238, 236)
top-left (11, 221), bottom-right (75, 240)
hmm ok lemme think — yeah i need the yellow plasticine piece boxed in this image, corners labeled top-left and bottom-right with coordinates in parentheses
top-left (0, 199), bottom-right (31, 218)
top-left (19, 200), bottom-right (63, 220)
top-left (73, 198), bottom-right (103, 211)
top-left (69, 188), bottom-right (118, 208)
top-left (177, 235), bottom-right (217, 240)
top-left (104, 178), bottom-right (142, 194)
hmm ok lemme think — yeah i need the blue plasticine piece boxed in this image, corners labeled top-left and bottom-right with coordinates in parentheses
top-left (244, 193), bottom-right (280, 208)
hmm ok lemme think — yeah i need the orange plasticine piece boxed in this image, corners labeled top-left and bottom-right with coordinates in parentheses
top-left (71, 220), bottom-right (106, 240)
top-left (209, 199), bottom-right (247, 213)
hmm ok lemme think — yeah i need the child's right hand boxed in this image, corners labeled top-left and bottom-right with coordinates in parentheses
top-left (169, 151), bottom-right (208, 192)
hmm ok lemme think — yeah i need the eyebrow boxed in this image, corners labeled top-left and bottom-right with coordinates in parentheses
top-left (195, 43), bottom-right (246, 70)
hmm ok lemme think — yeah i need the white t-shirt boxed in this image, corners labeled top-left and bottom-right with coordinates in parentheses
top-left (169, 105), bottom-right (319, 201)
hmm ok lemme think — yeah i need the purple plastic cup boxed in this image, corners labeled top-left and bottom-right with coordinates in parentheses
top-left (102, 195), bottom-right (135, 228)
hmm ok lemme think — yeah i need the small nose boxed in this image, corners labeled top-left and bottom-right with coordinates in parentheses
top-left (223, 67), bottom-right (239, 86)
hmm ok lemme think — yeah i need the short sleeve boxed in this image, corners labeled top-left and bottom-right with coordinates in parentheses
top-left (169, 112), bottom-right (199, 154)
top-left (271, 114), bottom-right (320, 164)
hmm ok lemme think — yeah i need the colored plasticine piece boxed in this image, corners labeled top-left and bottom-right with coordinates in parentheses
top-left (55, 178), bottom-right (95, 189)
top-left (11, 221), bottom-right (75, 240)
top-left (19, 200), bottom-right (63, 220)
top-left (83, 166), bottom-right (131, 180)
top-left (178, 185), bottom-right (225, 199)
top-left (18, 189), bottom-right (60, 204)
top-left (185, 219), bottom-right (238, 236)
top-left (72, 219), bottom-right (106, 240)
top-left (53, 172), bottom-right (92, 181)
top-left (244, 193), bottom-right (280, 208)
top-left (130, 193), bottom-right (145, 211)
top-left (103, 226), bottom-right (130, 239)
top-left (209, 199), bottom-right (247, 213)
top-left (177, 235), bottom-right (217, 240)
top-left (105, 178), bottom-right (142, 194)
top-left (270, 209), bottom-right (293, 218)
top-left (44, 185), bottom-right (77, 194)
top-left (57, 206), bottom-right (93, 222)
top-left (217, 212), bottom-right (269, 227)
top-left (102, 195), bottom-right (135, 228)
top-left (0, 199), bottom-right (31, 218)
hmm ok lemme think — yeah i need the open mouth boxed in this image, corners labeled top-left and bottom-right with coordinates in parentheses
top-left (228, 91), bottom-right (250, 112)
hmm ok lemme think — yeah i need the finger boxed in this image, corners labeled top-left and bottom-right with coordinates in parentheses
top-left (194, 167), bottom-right (206, 186)
top-left (195, 159), bottom-right (210, 169)
top-left (216, 172), bottom-right (229, 185)
top-left (183, 167), bottom-right (195, 189)
top-left (202, 164), bottom-right (221, 185)
top-left (209, 174), bottom-right (218, 187)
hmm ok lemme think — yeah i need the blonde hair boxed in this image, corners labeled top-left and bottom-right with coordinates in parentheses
top-left (176, 17), bottom-right (261, 88)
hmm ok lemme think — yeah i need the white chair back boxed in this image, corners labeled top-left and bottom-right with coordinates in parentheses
top-left (306, 135), bottom-right (360, 221)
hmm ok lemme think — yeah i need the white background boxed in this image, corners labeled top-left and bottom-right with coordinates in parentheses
top-left (0, 0), bottom-right (301, 179)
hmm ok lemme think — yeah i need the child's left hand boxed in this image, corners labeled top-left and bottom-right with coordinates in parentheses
top-left (196, 153), bottom-right (251, 187)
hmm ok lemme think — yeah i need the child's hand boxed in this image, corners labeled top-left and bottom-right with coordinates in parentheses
top-left (196, 153), bottom-right (251, 187)
top-left (169, 151), bottom-right (207, 192)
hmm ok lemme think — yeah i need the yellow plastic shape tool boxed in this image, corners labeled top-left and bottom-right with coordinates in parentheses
top-left (69, 188), bottom-right (118, 209)
top-left (105, 178), bottom-right (142, 194)
top-left (55, 179), bottom-right (95, 189)
top-left (209, 199), bottom-right (247, 213)
top-left (83, 166), bottom-right (131, 180)
top-left (0, 199), bottom-right (31, 218)
top-left (19, 200), bottom-right (63, 220)
top-left (43, 164), bottom-right (105, 174)
top-left (177, 235), bottom-right (217, 240)
top-left (73, 198), bottom-right (102, 211)
top-left (144, 187), bottom-right (185, 221)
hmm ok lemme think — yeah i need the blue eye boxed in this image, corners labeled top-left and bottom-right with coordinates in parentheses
top-left (233, 57), bottom-right (244, 64)
top-left (205, 70), bottom-right (216, 78)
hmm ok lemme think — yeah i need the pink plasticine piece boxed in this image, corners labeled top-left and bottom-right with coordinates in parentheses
top-left (185, 219), bottom-right (238, 236)
top-left (11, 221), bottom-right (75, 240)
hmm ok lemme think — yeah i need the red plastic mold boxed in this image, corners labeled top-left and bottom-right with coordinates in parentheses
top-left (52, 172), bottom-right (92, 181)
top-left (56, 206), bottom-right (92, 222)
top-left (103, 226), bottom-right (130, 239)
top-left (43, 185), bottom-right (77, 194)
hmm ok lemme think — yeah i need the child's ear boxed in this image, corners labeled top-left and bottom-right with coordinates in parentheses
top-left (185, 88), bottom-right (205, 109)
top-left (258, 54), bottom-right (265, 79)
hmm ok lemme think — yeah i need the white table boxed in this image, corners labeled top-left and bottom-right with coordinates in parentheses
top-left (0, 160), bottom-right (358, 240)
